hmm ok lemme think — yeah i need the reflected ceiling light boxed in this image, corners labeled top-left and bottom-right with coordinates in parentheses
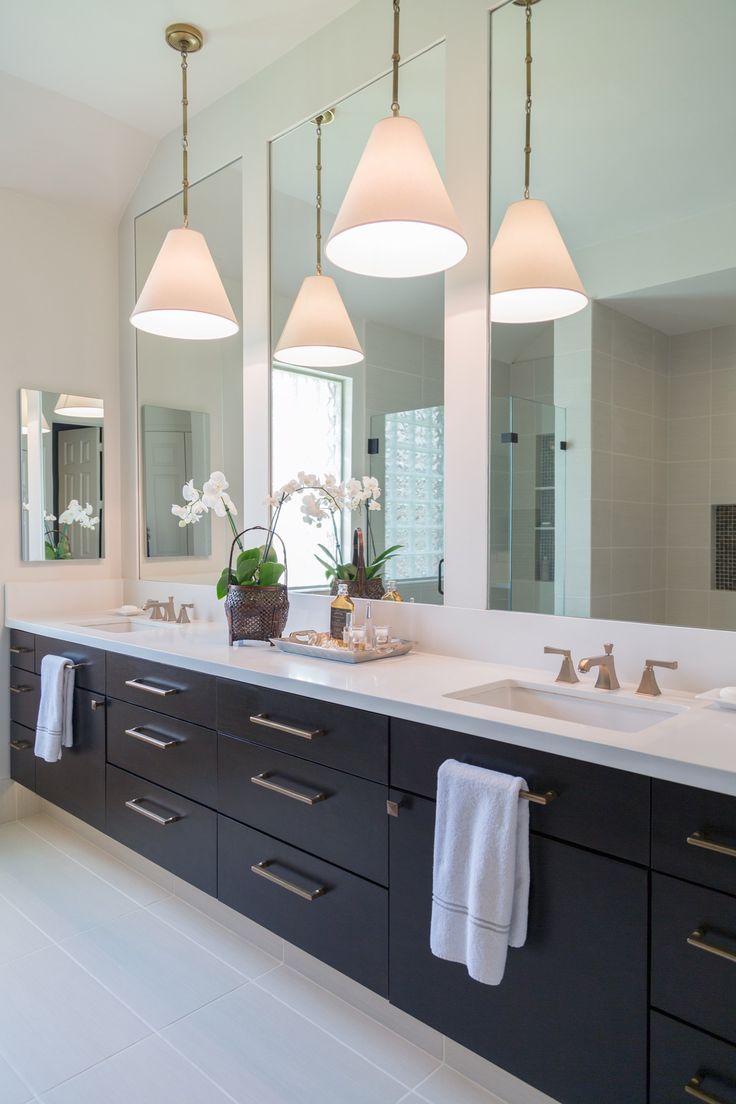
top-left (490, 0), bottom-right (588, 324)
top-left (325, 0), bottom-right (467, 278)
top-left (54, 394), bottom-right (104, 419)
top-left (130, 24), bottom-right (238, 341)
top-left (20, 392), bottom-right (50, 434)
top-left (274, 111), bottom-right (363, 368)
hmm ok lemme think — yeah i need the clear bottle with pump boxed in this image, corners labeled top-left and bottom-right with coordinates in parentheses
top-left (382, 579), bottom-right (403, 602)
top-left (330, 582), bottom-right (354, 642)
top-left (364, 602), bottom-right (375, 650)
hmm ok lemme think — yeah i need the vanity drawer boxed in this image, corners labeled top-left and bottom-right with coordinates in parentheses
top-left (107, 700), bottom-right (217, 808)
top-left (652, 872), bottom-right (736, 1044)
top-left (106, 765), bottom-right (217, 894)
top-left (651, 1012), bottom-right (736, 1104)
top-left (10, 722), bottom-right (35, 792)
top-left (218, 814), bottom-right (388, 995)
top-left (10, 670), bottom-right (40, 730)
top-left (9, 630), bottom-right (35, 672)
top-left (36, 636), bottom-right (106, 694)
top-left (107, 653), bottom-right (215, 727)
top-left (391, 719), bottom-right (650, 864)
top-left (653, 780), bottom-right (736, 896)
top-left (217, 680), bottom-right (388, 784)
top-left (218, 734), bottom-right (388, 884)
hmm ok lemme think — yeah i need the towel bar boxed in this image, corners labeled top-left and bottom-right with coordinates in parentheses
top-left (521, 789), bottom-right (557, 805)
top-left (64, 662), bottom-right (89, 670)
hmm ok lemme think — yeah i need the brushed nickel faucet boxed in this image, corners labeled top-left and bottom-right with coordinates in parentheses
top-left (162, 596), bottom-right (177, 623)
top-left (143, 599), bottom-right (165, 621)
top-left (544, 646), bottom-right (579, 684)
top-left (636, 659), bottom-right (678, 697)
top-left (578, 643), bottom-right (620, 690)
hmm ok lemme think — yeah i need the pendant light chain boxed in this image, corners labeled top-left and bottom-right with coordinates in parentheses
top-left (523, 2), bottom-right (533, 200)
top-left (391, 0), bottom-right (401, 117)
top-left (315, 118), bottom-right (323, 273)
top-left (180, 48), bottom-right (190, 227)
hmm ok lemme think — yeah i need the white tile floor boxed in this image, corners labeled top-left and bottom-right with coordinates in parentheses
top-left (0, 814), bottom-right (510, 1104)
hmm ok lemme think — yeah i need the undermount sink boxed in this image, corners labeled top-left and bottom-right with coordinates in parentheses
top-left (445, 679), bottom-right (686, 733)
top-left (73, 619), bottom-right (164, 634)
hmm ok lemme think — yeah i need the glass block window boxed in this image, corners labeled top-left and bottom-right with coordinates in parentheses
top-left (272, 367), bottom-right (345, 588)
top-left (382, 405), bottom-right (444, 581)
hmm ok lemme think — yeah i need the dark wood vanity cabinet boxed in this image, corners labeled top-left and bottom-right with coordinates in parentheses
top-left (34, 687), bottom-right (106, 830)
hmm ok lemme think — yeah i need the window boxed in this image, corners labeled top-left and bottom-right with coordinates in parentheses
top-left (382, 405), bottom-right (444, 581)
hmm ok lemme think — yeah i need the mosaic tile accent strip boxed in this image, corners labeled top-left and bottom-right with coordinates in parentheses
top-left (712, 504), bottom-right (736, 590)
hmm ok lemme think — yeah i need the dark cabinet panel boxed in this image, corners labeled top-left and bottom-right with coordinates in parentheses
top-left (106, 765), bottom-right (216, 894)
top-left (218, 734), bottom-right (388, 884)
top-left (389, 790), bottom-right (648, 1104)
top-left (35, 637), bottom-right (106, 694)
top-left (9, 630), bottom-right (35, 672)
top-left (218, 814), bottom-right (388, 995)
top-left (653, 779), bottom-right (736, 897)
top-left (10, 722), bottom-right (35, 792)
top-left (217, 680), bottom-right (388, 784)
top-left (35, 688), bottom-right (106, 830)
top-left (391, 718), bottom-right (650, 863)
top-left (651, 1012), bottom-right (736, 1104)
top-left (10, 670), bottom-right (40, 730)
top-left (107, 653), bottom-right (215, 727)
top-left (652, 872), bottom-right (736, 1045)
top-left (107, 699), bottom-right (217, 808)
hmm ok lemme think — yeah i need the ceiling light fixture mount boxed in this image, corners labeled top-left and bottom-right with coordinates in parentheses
top-left (165, 23), bottom-right (204, 54)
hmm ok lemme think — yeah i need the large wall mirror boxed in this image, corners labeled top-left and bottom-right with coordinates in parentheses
top-left (20, 389), bottom-right (104, 561)
top-left (490, 0), bottom-right (736, 630)
top-left (270, 44), bottom-right (446, 603)
top-left (135, 159), bottom-right (243, 583)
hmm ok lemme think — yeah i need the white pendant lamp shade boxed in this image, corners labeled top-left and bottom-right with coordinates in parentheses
top-left (490, 199), bottom-right (588, 324)
top-left (54, 394), bottom-right (104, 418)
top-left (274, 274), bottom-right (363, 368)
top-left (131, 227), bottom-right (238, 340)
top-left (326, 116), bottom-right (467, 278)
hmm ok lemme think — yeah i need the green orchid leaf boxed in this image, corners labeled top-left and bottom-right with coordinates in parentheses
top-left (259, 543), bottom-right (278, 563)
top-left (240, 545), bottom-right (261, 561)
top-left (236, 556), bottom-right (260, 584)
top-left (216, 568), bottom-right (237, 600)
top-left (315, 556), bottom-right (336, 577)
top-left (317, 543), bottom-right (338, 565)
top-left (258, 561), bottom-right (285, 586)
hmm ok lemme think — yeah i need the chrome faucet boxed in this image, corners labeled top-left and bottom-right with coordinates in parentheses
top-left (544, 646), bottom-right (579, 684)
top-left (578, 643), bottom-right (620, 690)
top-left (636, 659), bottom-right (678, 697)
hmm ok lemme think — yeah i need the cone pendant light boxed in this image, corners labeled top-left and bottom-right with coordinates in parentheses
top-left (131, 24), bottom-right (238, 341)
top-left (274, 112), bottom-right (363, 368)
top-left (326, 1), bottom-right (467, 278)
top-left (490, 0), bottom-right (588, 324)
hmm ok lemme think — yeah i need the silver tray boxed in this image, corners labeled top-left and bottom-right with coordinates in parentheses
top-left (270, 637), bottom-right (415, 663)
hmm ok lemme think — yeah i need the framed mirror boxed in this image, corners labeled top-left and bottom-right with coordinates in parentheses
top-left (135, 159), bottom-right (243, 583)
top-left (270, 44), bottom-right (446, 603)
top-left (20, 389), bottom-right (104, 561)
top-left (489, 0), bottom-right (736, 630)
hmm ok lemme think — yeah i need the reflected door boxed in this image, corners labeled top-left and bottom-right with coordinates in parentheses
top-left (57, 427), bottom-right (102, 559)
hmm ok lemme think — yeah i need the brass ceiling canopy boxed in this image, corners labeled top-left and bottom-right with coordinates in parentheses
top-left (312, 108), bottom-right (336, 127)
top-left (512, 0), bottom-right (542, 5)
top-left (165, 23), bottom-right (204, 53)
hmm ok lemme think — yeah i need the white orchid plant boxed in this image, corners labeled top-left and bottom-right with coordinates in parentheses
top-left (41, 499), bottom-right (99, 559)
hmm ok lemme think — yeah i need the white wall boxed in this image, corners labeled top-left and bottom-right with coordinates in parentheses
top-left (0, 187), bottom-right (120, 817)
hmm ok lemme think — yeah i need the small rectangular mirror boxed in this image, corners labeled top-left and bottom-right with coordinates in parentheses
top-left (20, 388), bottom-right (104, 561)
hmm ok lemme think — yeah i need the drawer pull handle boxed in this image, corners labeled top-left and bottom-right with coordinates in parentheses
top-left (687, 831), bottom-right (736, 860)
top-left (9, 645), bottom-right (32, 655)
top-left (9, 685), bottom-right (33, 694)
top-left (10, 739), bottom-right (32, 751)
top-left (125, 726), bottom-right (180, 751)
top-left (251, 859), bottom-right (326, 901)
top-left (249, 713), bottom-right (323, 741)
top-left (124, 797), bottom-right (181, 826)
top-left (124, 678), bottom-right (179, 697)
top-left (521, 789), bottom-right (557, 805)
top-left (250, 772), bottom-right (326, 805)
top-left (687, 928), bottom-right (736, 965)
top-left (90, 699), bottom-right (106, 712)
top-left (686, 1075), bottom-right (731, 1103)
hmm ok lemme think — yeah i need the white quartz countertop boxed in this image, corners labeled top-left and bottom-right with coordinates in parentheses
top-left (8, 612), bottom-right (736, 797)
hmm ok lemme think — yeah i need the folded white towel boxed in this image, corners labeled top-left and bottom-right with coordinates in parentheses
top-left (35, 655), bottom-right (75, 763)
top-left (430, 759), bottom-right (530, 985)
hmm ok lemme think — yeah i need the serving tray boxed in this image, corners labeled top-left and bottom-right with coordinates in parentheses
top-left (270, 637), bottom-right (415, 664)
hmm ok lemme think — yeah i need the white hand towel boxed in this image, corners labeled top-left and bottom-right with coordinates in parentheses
top-left (35, 655), bottom-right (75, 763)
top-left (430, 759), bottom-right (530, 985)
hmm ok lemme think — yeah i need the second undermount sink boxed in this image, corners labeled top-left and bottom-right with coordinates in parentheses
top-left (445, 679), bottom-right (686, 733)
top-left (73, 619), bottom-right (165, 634)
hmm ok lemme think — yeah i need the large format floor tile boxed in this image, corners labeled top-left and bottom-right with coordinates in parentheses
top-left (148, 894), bottom-right (280, 978)
top-left (257, 965), bottom-right (441, 1089)
top-left (62, 908), bottom-right (246, 1028)
top-left (0, 823), bottom-right (138, 939)
top-left (0, 894), bottom-right (51, 966)
top-left (39, 1036), bottom-right (233, 1104)
top-left (163, 983), bottom-right (407, 1104)
top-left (0, 945), bottom-right (149, 1094)
top-left (415, 1066), bottom-right (506, 1104)
top-left (0, 1052), bottom-right (34, 1104)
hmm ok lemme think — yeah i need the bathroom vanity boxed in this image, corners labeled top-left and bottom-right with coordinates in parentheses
top-left (9, 619), bottom-right (736, 1104)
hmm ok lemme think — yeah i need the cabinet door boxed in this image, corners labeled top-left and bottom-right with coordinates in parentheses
top-left (389, 791), bottom-right (648, 1104)
top-left (35, 687), bottom-right (106, 830)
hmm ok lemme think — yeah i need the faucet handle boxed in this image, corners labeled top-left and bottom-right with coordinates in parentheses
top-left (144, 599), bottom-right (165, 621)
top-left (177, 603), bottom-right (194, 625)
top-left (636, 659), bottom-right (678, 697)
top-left (604, 643), bottom-right (614, 655)
top-left (544, 646), bottom-right (580, 684)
